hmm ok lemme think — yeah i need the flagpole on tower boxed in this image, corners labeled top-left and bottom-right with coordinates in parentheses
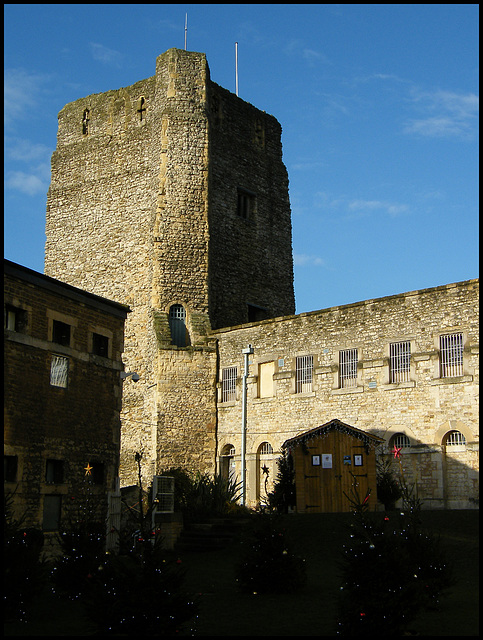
top-left (235, 42), bottom-right (239, 96)
top-left (184, 13), bottom-right (188, 50)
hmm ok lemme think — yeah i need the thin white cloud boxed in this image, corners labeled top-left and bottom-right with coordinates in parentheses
top-left (5, 169), bottom-right (48, 196)
top-left (89, 42), bottom-right (123, 67)
top-left (312, 191), bottom-right (410, 219)
top-left (284, 39), bottom-right (331, 67)
top-left (294, 253), bottom-right (326, 267)
top-left (6, 137), bottom-right (51, 162)
top-left (4, 68), bottom-right (49, 128)
top-left (404, 89), bottom-right (479, 139)
top-left (348, 199), bottom-right (409, 217)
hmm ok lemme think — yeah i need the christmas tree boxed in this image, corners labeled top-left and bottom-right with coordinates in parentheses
top-left (336, 458), bottom-right (453, 636)
top-left (236, 514), bottom-right (306, 594)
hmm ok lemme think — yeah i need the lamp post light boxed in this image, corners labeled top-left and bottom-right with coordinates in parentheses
top-left (241, 344), bottom-right (254, 506)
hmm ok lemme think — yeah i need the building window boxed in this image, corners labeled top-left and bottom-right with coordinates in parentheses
top-left (46, 459), bottom-right (64, 484)
top-left (52, 320), bottom-right (71, 347)
top-left (222, 367), bottom-right (237, 402)
top-left (43, 495), bottom-right (62, 531)
top-left (5, 305), bottom-right (28, 332)
top-left (258, 442), bottom-right (273, 455)
top-left (82, 108), bottom-right (90, 135)
top-left (92, 332), bottom-right (109, 357)
top-left (440, 333), bottom-right (464, 378)
top-left (237, 188), bottom-right (255, 219)
top-left (50, 355), bottom-right (69, 388)
top-left (444, 430), bottom-right (467, 447)
top-left (258, 361), bottom-right (274, 398)
top-left (137, 96), bottom-right (147, 121)
top-left (296, 355), bottom-right (313, 393)
top-left (339, 349), bottom-right (358, 388)
top-left (169, 304), bottom-right (189, 347)
top-left (390, 433), bottom-right (411, 450)
top-left (4, 455), bottom-right (18, 482)
top-left (390, 341), bottom-right (411, 383)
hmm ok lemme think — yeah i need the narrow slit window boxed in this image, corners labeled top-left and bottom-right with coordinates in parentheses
top-left (82, 109), bottom-right (90, 135)
top-left (137, 96), bottom-right (147, 121)
top-left (237, 189), bottom-right (255, 219)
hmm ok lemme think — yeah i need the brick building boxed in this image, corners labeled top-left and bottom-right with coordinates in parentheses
top-left (42, 49), bottom-right (478, 510)
top-left (4, 259), bottom-right (129, 542)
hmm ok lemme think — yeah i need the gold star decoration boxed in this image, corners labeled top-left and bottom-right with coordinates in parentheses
top-left (84, 462), bottom-right (93, 476)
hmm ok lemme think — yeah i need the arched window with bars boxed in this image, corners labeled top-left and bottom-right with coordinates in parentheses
top-left (168, 304), bottom-right (189, 347)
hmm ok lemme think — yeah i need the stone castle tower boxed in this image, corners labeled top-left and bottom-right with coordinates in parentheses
top-left (44, 49), bottom-right (295, 485)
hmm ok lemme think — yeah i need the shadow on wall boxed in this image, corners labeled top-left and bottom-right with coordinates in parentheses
top-left (368, 425), bottom-right (479, 510)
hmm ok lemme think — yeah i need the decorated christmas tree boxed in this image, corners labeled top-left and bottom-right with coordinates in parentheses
top-left (336, 449), bottom-right (453, 636)
top-left (236, 514), bottom-right (306, 594)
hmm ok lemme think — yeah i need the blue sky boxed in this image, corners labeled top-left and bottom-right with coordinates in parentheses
top-left (4, 4), bottom-right (479, 314)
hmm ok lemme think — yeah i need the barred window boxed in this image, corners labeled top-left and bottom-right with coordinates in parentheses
top-left (258, 442), bottom-right (273, 455)
top-left (50, 355), bottom-right (69, 388)
top-left (296, 355), bottom-right (313, 393)
top-left (169, 304), bottom-right (189, 347)
top-left (440, 333), bottom-right (463, 378)
top-left (339, 349), bottom-right (358, 388)
top-left (390, 341), bottom-right (411, 383)
top-left (444, 430), bottom-right (466, 447)
top-left (391, 433), bottom-right (411, 449)
top-left (222, 367), bottom-right (237, 402)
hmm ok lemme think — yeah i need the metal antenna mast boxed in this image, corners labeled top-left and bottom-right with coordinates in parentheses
top-left (235, 42), bottom-right (239, 96)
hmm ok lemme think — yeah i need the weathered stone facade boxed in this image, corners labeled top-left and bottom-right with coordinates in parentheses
top-left (43, 48), bottom-right (478, 509)
top-left (44, 49), bottom-right (294, 486)
top-left (4, 259), bottom-right (128, 543)
top-left (214, 280), bottom-right (479, 509)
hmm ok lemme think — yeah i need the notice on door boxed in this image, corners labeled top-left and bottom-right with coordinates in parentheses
top-left (322, 454), bottom-right (332, 468)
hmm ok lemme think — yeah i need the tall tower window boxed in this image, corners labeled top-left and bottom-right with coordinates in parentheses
top-left (82, 109), bottom-right (90, 135)
top-left (169, 304), bottom-right (189, 347)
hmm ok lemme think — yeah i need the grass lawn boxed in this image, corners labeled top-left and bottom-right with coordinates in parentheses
top-left (4, 510), bottom-right (479, 636)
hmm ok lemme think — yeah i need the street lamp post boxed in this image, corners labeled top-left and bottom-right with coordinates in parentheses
top-left (241, 344), bottom-right (254, 506)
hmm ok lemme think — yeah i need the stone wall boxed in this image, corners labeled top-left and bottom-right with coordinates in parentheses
top-left (4, 261), bottom-right (127, 529)
top-left (214, 279), bottom-right (479, 508)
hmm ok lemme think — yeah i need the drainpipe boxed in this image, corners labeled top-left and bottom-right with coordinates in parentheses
top-left (241, 344), bottom-right (254, 506)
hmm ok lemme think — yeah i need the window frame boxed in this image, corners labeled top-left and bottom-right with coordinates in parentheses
top-left (339, 348), bottom-right (358, 389)
top-left (295, 355), bottom-right (313, 393)
top-left (389, 341), bottom-right (411, 383)
top-left (50, 354), bottom-right (69, 388)
top-left (222, 366), bottom-right (237, 403)
top-left (92, 332), bottom-right (110, 357)
top-left (440, 333), bottom-right (464, 378)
